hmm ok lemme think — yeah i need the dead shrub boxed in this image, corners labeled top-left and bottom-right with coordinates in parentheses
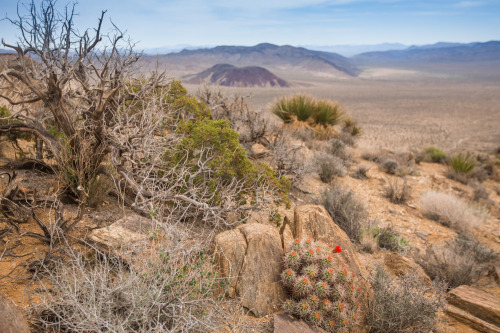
top-left (380, 158), bottom-right (399, 175)
top-left (316, 154), bottom-right (346, 183)
top-left (416, 233), bottom-right (497, 289)
top-left (366, 265), bottom-right (446, 333)
top-left (420, 191), bottom-right (487, 230)
top-left (351, 164), bottom-right (370, 180)
top-left (320, 186), bottom-right (367, 242)
top-left (360, 233), bottom-right (378, 253)
top-left (30, 238), bottom-right (233, 332)
top-left (384, 178), bottom-right (411, 204)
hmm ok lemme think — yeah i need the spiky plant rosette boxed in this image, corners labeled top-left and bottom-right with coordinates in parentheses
top-left (281, 238), bottom-right (363, 332)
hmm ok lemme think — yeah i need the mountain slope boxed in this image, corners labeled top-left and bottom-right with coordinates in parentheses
top-left (352, 41), bottom-right (500, 66)
top-left (184, 64), bottom-right (290, 87)
top-left (147, 43), bottom-right (360, 78)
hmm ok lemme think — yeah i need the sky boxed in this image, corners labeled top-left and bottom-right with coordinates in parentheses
top-left (1, 0), bottom-right (499, 51)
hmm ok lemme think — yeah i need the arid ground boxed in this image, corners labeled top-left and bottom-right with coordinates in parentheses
top-left (183, 67), bottom-right (500, 153)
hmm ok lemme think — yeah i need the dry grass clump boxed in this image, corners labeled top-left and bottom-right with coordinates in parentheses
top-left (30, 241), bottom-right (232, 332)
top-left (316, 154), bottom-right (346, 183)
top-left (380, 159), bottom-right (399, 175)
top-left (417, 233), bottom-right (497, 289)
top-left (366, 265), bottom-right (446, 333)
top-left (383, 178), bottom-right (411, 204)
top-left (419, 191), bottom-right (487, 230)
top-left (375, 226), bottom-right (411, 254)
top-left (321, 187), bottom-right (367, 242)
top-left (351, 165), bottom-right (370, 180)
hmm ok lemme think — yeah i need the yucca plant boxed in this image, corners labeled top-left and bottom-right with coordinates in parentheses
top-left (272, 94), bottom-right (315, 123)
top-left (312, 100), bottom-right (344, 127)
top-left (450, 152), bottom-right (476, 174)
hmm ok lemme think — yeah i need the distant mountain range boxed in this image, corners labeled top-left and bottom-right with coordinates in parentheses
top-left (184, 64), bottom-right (289, 87)
top-left (352, 41), bottom-right (500, 66)
top-left (146, 43), bottom-right (361, 78)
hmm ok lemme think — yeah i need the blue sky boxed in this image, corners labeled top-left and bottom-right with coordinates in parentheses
top-left (1, 0), bottom-right (499, 50)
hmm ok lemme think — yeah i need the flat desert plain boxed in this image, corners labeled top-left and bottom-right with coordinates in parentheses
top-left (184, 67), bottom-right (500, 153)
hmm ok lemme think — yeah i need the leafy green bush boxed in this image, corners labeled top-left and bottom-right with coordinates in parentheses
top-left (282, 238), bottom-right (363, 332)
top-left (421, 146), bottom-right (447, 163)
top-left (272, 94), bottom-right (344, 127)
top-left (367, 265), bottom-right (445, 333)
top-left (321, 187), bottom-right (367, 242)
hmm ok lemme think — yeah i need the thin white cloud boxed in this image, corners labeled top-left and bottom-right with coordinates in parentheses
top-left (455, 1), bottom-right (485, 8)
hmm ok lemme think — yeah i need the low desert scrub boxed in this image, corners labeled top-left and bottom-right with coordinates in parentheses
top-left (420, 191), bottom-right (487, 230)
top-left (316, 154), bottom-right (346, 183)
top-left (342, 117), bottom-right (362, 138)
top-left (366, 265), bottom-right (446, 333)
top-left (417, 233), bottom-right (497, 289)
top-left (281, 238), bottom-right (363, 332)
top-left (418, 146), bottom-right (447, 164)
top-left (30, 241), bottom-right (232, 332)
top-left (375, 226), bottom-right (411, 254)
top-left (383, 178), bottom-right (411, 204)
top-left (272, 94), bottom-right (344, 127)
top-left (351, 165), bottom-right (370, 180)
top-left (380, 159), bottom-right (399, 175)
top-left (321, 187), bottom-right (367, 242)
top-left (447, 152), bottom-right (476, 184)
top-left (268, 127), bottom-right (311, 180)
top-left (360, 233), bottom-right (378, 253)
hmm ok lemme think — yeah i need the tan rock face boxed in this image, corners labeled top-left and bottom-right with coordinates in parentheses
top-left (288, 205), bottom-right (369, 285)
top-left (0, 293), bottom-right (30, 333)
top-left (447, 285), bottom-right (500, 330)
top-left (213, 223), bottom-right (285, 317)
top-left (384, 251), bottom-right (432, 285)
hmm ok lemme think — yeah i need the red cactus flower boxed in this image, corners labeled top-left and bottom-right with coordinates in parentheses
top-left (355, 301), bottom-right (360, 308)
top-left (351, 273), bottom-right (355, 278)
top-left (302, 277), bottom-right (309, 284)
top-left (311, 295), bottom-right (318, 301)
top-left (308, 249), bottom-right (314, 255)
top-left (314, 312), bottom-right (321, 320)
top-left (285, 269), bottom-right (293, 276)
top-left (294, 239), bottom-right (300, 243)
top-left (323, 299), bottom-right (331, 306)
top-left (316, 248), bottom-right (321, 253)
top-left (352, 313), bottom-right (358, 320)
top-left (321, 282), bottom-right (328, 288)
top-left (328, 268), bottom-right (334, 274)
top-left (357, 287), bottom-right (361, 293)
top-left (339, 303), bottom-right (345, 310)
top-left (350, 285), bottom-right (355, 291)
top-left (290, 251), bottom-right (297, 257)
top-left (300, 303), bottom-right (308, 310)
top-left (327, 320), bottom-right (335, 327)
top-left (306, 238), bottom-right (312, 244)
top-left (342, 319), bottom-right (348, 326)
top-left (343, 268), bottom-right (348, 275)
top-left (334, 245), bottom-right (341, 253)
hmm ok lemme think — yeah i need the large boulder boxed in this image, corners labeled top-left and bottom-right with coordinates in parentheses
top-left (213, 223), bottom-right (285, 317)
top-left (286, 205), bottom-right (369, 284)
top-left (274, 313), bottom-right (327, 333)
top-left (88, 214), bottom-right (154, 267)
top-left (446, 285), bottom-right (500, 332)
top-left (0, 293), bottom-right (30, 333)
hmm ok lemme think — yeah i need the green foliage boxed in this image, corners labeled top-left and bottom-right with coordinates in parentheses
top-left (282, 238), bottom-right (363, 332)
top-left (422, 146), bottom-right (447, 163)
top-left (450, 152), bottom-right (476, 174)
top-left (165, 80), bottom-right (211, 119)
top-left (272, 94), bottom-right (344, 127)
top-left (374, 226), bottom-right (410, 253)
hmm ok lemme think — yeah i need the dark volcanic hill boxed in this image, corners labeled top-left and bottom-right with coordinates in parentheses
top-left (144, 43), bottom-right (360, 79)
top-left (352, 41), bottom-right (500, 66)
top-left (184, 64), bottom-right (290, 87)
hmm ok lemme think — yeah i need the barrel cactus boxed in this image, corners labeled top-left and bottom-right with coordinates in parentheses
top-left (281, 238), bottom-right (363, 332)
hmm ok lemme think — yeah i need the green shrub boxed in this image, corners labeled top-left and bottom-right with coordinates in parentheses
top-left (421, 146), bottom-right (447, 163)
top-left (321, 187), bottom-right (367, 242)
top-left (282, 238), bottom-right (363, 332)
top-left (272, 94), bottom-right (344, 127)
top-left (367, 265), bottom-right (445, 333)
top-left (450, 152), bottom-right (476, 174)
top-left (375, 226), bottom-right (410, 254)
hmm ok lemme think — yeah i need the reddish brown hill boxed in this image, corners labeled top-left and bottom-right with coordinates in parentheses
top-left (184, 64), bottom-right (290, 87)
